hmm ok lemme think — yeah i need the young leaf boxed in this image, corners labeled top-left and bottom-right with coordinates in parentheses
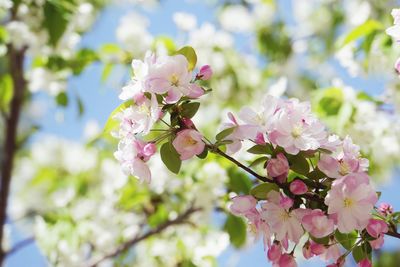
top-left (0, 74), bottom-right (13, 111)
top-left (289, 154), bottom-right (310, 175)
top-left (160, 142), bottom-right (181, 174)
top-left (250, 183), bottom-right (279, 200)
top-left (181, 102), bottom-right (200, 118)
top-left (43, 1), bottom-right (71, 46)
top-left (196, 147), bottom-right (208, 159)
top-left (175, 46), bottom-right (197, 71)
top-left (335, 230), bottom-right (358, 250)
top-left (247, 144), bottom-right (271, 155)
top-left (227, 168), bottom-right (252, 194)
top-left (56, 92), bottom-right (68, 107)
top-left (248, 156), bottom-right (268, 168)
top-left (223, 214), bottom-right (247, 248)
top-left (216, 127), bottom-right (235, 141)
top-left (339, 20), bottom-right (383, 48)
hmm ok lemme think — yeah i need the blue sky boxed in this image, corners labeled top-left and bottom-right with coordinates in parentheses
top-left (7, 0), bottom-right (400, 266)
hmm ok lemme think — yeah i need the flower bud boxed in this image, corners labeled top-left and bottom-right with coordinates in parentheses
top-left (267, 243), bottom-right (281, 263)
top-left (358, 258), bottom-right (372, 267)
top-left (143, 143), bottom-right (156, 157)
top-left (366, 218), bottom-right (388, 238)
top-left (267, 153), bottom-right (289, 183)
top-left (277, 254), bottom-right (297, 267)
top-left (198, 65), bottom-right (212, 80)
top-left (310, 241), bottom-right (325, 255)
top-left (289, 180), bottom-right (308, 195)
top-left (395, 57), bottom-right (400, 74)
top-left (378, 202), bottom-right (393, 216)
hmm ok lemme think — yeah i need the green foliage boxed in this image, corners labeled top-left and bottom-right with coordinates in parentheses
top-left (223, 214), bottom-right (247, 248)
top-left (339, 20), bottom-right (383, 48)
top-left (248, 156), bottom-right (268, 168)
top-left (215, 127), bottom-right (235, 141)
top-left (56, 92), bottom-right (68, 107)
top-left (43, 0), bottom-right (75, 46)
top-left (227, 167), bottom-right (252, 194)
top-left (250, 183), bottom-right (279, 200)
top-left (256, 22), bottom-right (292, 62)
top-left (247, 144), bottom-right (272, 155)
top-left (0, 74), bottom-right (13, 111)
top-left (352, 242), bottom-right (372, 263)
top-left (175, 46), bottom-right (197, 71)
top-left (160, 141), bottom-right (181, 174)
top-left (288, 154), bottom-right (310, 176)
top-left (148, 205), bottom-right (169, 228)
top-left (335, 230), bottom-right (358, 250)
top-left (180, 102), bottom-right (200, 118)
top-left (70, 49), bottom-right (99, 75)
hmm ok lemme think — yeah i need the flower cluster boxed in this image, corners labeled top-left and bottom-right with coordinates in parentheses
top-left (111, 47), bottom-right (397, 267)
top-left (113, 47), bottom-right (211, 183)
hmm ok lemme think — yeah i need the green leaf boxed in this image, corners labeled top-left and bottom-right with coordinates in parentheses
top-left (148, 205), bottom-right (169, 228)
top-left (0, 74), bottom-right (13, 111)
top-left (76, 96), bottom-right (84, 117)
top-left (339, 20), bottom-right (383, 48)
top-left (309, 235), bottom-right (330, 245)
top-left (56, 92), bottom-right (68, 107)
top-left (43, 1), bottom-right (72, 46)
top-left (352, 243), bottom-right (371, 263)
top-left (196, 147), bottom-right (208, 159)
top-left (223, 214), bottom-right (247, 248)
top-left (289, 154), bottom-right (310, 175)
top-left (247, 144), bottom-right (271, 155)
top-left (335, 230), bottom-right (358, 250)
top-left (101, 63), bottom-right (114, 82)
top-left (103, 100), bottom-right (133, 134)
top-left (175, 46), bottom-right (197, 71)
top-left (160, 142), bottom-right (181, 174)
top-left (227, 168), bottom-right (252, 194)
top-left (250, 183), bottom-right (279, 200)
top-left (248, 156), bottom-right (268, 168)
top-left (70, 48), bottom-right (98, 75)
top-left (181, 102), bottom-right (200, 118)
top-left (308, 169), bottom-right (326, 180)
top-left (216, 127), bottom-right (235, 141)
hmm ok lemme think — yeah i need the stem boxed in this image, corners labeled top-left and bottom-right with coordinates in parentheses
top-left (86, 206), bottom-right (200, 267)
top-left (0, 45), bottom-right (26, 265)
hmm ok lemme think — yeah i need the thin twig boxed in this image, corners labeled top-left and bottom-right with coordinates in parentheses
top-left (85, 206), bottom-right (201, 267)
top-left (5, 237), bottom-right (35, 257)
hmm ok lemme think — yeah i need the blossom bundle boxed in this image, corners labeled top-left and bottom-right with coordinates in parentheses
top-left (108, 46), bottom-right (398, 267)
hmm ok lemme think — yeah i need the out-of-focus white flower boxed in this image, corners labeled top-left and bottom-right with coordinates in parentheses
top-left (344, 0), bottom-right (370, 26)
top-left (5, 21), bottom-right (36, 50)
top-left (335, 43), bottom-right (360, 77)
top-left (268, 77), bottom-right (287, 97)
top-left (116, 12), bottom-right (153, 55)
top-left (0, 0), bottom-right (12, 10)
top-left (27, 68), bottom-right (68, 95)
top-left (219, 5), bottom-right (253, 33)
top-left (173, 12), bottom-right (197, 31)
top-left (83, 120), bottom-right (101, 140)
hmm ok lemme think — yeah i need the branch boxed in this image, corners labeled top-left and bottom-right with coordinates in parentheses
top-left (5, 237), bottom-right (35, 257)
top-left (86, 206), bottom-right (201, 267)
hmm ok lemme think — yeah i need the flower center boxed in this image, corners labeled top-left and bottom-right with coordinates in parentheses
top-left (280, 210), bottom-right (291, 221)
top-left (343, 197), bottom-right (353, 208)
top-left (291, 124), bottom-right (303, 138)
top-left (138, 103), bottom-right (150, 115)
top-left (170, 74), bottom-right (180, 86)
top-left (184, 137), bottom-right (197, 146)
top-left (338, 160), bottom-right (350, 176)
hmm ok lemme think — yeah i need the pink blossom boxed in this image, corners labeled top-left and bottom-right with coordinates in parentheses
top-left (172, 129), bottom-right (205, 160)
top-left (267, 153), bottom-right (289, 183)
top-left (276, 254), bottom-right (297, 267)
top-left (114, 139), bottom-right (155, 183)
top-left (366, 219), bottom-right (388, 238)
top-left (229, 195), bottom-right (257, 216)
top-left (261, 193), bottom-right (304, 243)
top-left (302, 241), bottom-right (313, 259)
top-left (320, 243), bottom-right (341, 263)
top-left (279, 196), bottom-right (294, 210)
top-left (197, 65), bottom-right (213, 80)
top-left (358, 258), bottom-right (372, 267)
top-left (290, 180), bottom-right (308, 195)
top-left (268, 98), bottom-right (327, 155)
top-left (325, 173), bottom-right (378, 233)
top-left (115, 93), bottom-right (161, 136)
top-left (369, 234), bottom-right (384, 249)
top-left (147, 54), bottom-right (203, 103)
top-left (302, 209), bottom-right (334, 238)
top-left (310, 240), bottom-right (326, 255)
top-left (318, 136), bottom-right (368, 179)
top-left (267, 243), bottom-right (282, 263)
top-left (395, 58), bottom-right (400, 73)
top-left (378, 202), bottom-right (393, 216)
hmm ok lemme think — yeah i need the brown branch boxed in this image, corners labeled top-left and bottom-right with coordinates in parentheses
top-left (0, 44), bottom-right (26, 265)
top-left (85, 206), bottom-right (201, 267)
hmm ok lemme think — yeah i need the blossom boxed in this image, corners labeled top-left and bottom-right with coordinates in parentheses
top-left (115, 93), bottom-right (161, 137)
top-left (358, 258), bottom-right (372, 267)
top-left (378, 202), bottom-right (393, 216)
top-left (276, 253), bottom-right (297, 267)
top-left (172, 129), bottom-right (205, 160)
top-left (268, 99), bottom-right (327, 155)
top-left (173, 12), bottom-right (197, 31)
top-left (289, 180), bottom-right (308, 195)
top-left (366, 219), bottom-right (388, 238)
top-left (318, 136), bottom-right (368, 179)
top-left (266, 153), bottom-right (289, 183)
top-left (301, 209), bottom-right (334, 238)
top-left (395, 57), bottom-right (400, 74)
top-left (114, 139), bottom-right (156, 183)
top-left (325, 173), bottom-right (378, 233)
top-left (302, 241), bottom-right (313, 259)
top-left (369, 235), bottom-right (384, 249)
top-left (147, 54), bottom-right (203, 103)
top-left (386, 9), bottom-right (400, 41)
top-left (267, 242), bottom-right (282, 263)
top-left (197, 65), bottom-right (213, 80)
top-left (261, 193), bottom-right (304, 243)
top-left (229, 195), bottom-right (257, 216)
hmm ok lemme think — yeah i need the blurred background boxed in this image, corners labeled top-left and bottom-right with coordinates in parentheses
top-left (1, 0), bottom-right (400, 266)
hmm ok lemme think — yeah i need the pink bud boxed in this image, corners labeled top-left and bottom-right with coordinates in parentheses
top-left (366, 219), bottom-right (388, 238)
top-left (369, 235), bottom-right (384, 249)
top-left (267, 153), bottom-right (289, 183)
top-left (378, 202), bottom-right (393, 216)
top-left (230, 195), bottom-right (257, 216)
top-left (289, 180), bottom-right (308, 195)
top-left (182, 117), bottom-right (194, 128)
top-left (277, 254), bottom-right (297, 267)
top-left (395, 58), bottom-right (400, 74)
top-left (279, 195), bottom-right (294, 210)
top-left (267, 243), bottom-right (282, 263)
top-left (310, 241), bottom-right (326, 255)
top-left (302, 241), bottom-right (313, 259)
top-left (143, 143), bottom-right (156, 157)
top-left (255, 132), bottom-right (266, 145)
top-left (198, 65), bottom-right (213, 80)
top-left (358, 258), bottom-right (372, 267)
